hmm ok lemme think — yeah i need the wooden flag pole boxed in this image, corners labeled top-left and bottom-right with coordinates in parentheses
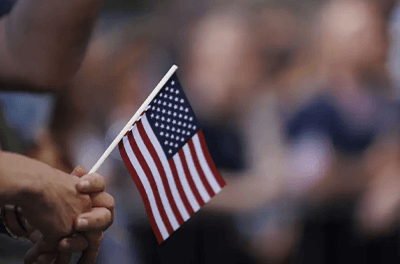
top-left (88, 65), bottom-right (178, 174)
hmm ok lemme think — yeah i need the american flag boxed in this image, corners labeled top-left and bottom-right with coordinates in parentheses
top-left (118, 73), bottom-right (226, 243)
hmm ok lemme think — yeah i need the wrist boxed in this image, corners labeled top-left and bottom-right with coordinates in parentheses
top-left (0, 151), bottom-right (49, 207)
top-left (1, 205), bottom-right (29, 240)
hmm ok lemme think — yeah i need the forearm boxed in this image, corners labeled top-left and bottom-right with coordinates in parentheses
top-left (0, 151), bottom-right (51, 206)
top-left (0, 0), bottom-right (103, 89)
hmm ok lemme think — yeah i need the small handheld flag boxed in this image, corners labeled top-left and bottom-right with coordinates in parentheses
top-left (90, 65), bottom-right (226, 244)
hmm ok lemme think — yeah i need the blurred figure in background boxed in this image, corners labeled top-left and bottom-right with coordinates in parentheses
top-left (280, 0), bottom-right (400, 263)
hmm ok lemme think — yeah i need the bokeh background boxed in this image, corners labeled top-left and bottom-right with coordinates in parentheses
top-left (3, 0), bottom-right (400, 263)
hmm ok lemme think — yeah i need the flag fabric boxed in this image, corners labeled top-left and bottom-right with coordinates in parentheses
top-left (118, 73), bottom-right (226, 243)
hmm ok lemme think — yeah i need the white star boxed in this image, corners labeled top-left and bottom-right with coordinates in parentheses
top-left (175, 143), bottom-right (178, 148)
top-left (177, 129), bottom-right (181, 133)
top-left (175, 97), bottom-right (179, 102)
top-left (188, 124), bottom-right (192, 128)
top-left (171, 127), bottom-right (176, 132)
top-left (166, 87), bottom-right (169, 91)
top-left (171, 135), bottom-right (175, 139)
top-left (171, 81), bottom-right (175, 85)
top-left (178, 121), bottom-right (182, 126)
top-left (164, 140), bottom-right (168, 145)
top-left (161, 117), bottom-right (165, 121)
top-left (180, 99), bottom-right (184, 103)
top-left (160, 124), bottom-right (165, 128)
top-left (186, 131), bottom-right (190, 136)
top-left (157, 107), bottom-right (160, 112)
top-left (183, 123), bottom-right (187, 127)
top-left (164, 94), bottom-right (168, 98)
top-left (152, 106), bottom-right (156, 110)
top-left (174, 105), bottom-right (178, 109)
top-left (169, 95), bottom-right (173, 100)
top-left (159, 93), bottom-right (163, 97)
top-left (185, 108), bottom-right (189, 112)
top-left (179, 114), bottom-right (183, 118)
top-left (169, 149), bottom-right (172, 154)
top-left (166, 133), bottom-right (170, 137)
top-left (193, 125), bottom-right (197, 130)
top-left (163, 102), bottom-right (167, 106)
top-left (171, 88), bottom-right (174, 93)
top-left (176, 90), bottom-right (179, 94)
top-left (184, 115), bottom-right (188, 120)
top-left (172, 120), bottom-right (176, 124)
top-left (156, 115), bottom-right (160, 120)
top-left (150, 113), bottom-right (154, 118)
top-left (182, 130), bottom-right (186, 134)
top-left (166, 126), bottom-right (170, 130)
top-left (167, 118), bottom-right (171, 123)
top-left (155, 122), bottom-right (159, 127)
top-left (158, 101), bottom-right (162, 105)
top-left (169, 142), bottom-right (173, 146)
top-left (160, 131), bottom-right (164, 136)
top-left (189, 117), bottom-right (193, 121)
top-left (179, 106), bottom-right (184, 111)
top-left (176, 136), bottom-right (180, 140)
top-left (168, 110), bottom-right (171, 115)
top-left (168, 103), bottom-right (172, 108)
top-left (162, 109), bottom-right (166, 114)
top-left (181, 138), bottom-right (185, 142)
top-left (173, 112), bottom-right (177, 117)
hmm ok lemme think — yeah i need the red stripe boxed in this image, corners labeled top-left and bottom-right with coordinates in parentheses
top-left (188, 138), bottom-right (215, 197)
top-left (197, 130), bottom-right (226, 188)
top-left (168, 159), bottom-right (195, 216)
top-left (137, 122), bottom-right (184, 225)
top-left (119, 140), bottom-right (163, 243)
top-left (178, 150), bottom-right (205, 207)
top-left (128, 131), bottom-right (174, 235)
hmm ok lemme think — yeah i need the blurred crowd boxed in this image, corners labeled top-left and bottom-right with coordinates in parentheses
top-left (3, 0), bottom-right (400, 263)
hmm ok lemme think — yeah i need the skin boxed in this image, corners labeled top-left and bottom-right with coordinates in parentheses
top-left (2, 163), bottom-right (115, 264)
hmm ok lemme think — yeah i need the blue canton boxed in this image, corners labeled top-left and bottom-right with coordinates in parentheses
top-left (145, 73), bottom-right (199, 160)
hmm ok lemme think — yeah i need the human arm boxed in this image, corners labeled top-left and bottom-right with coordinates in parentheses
top-left (0, 151), bottom-right (92, 244)
top-left (0, 0), bottom-right (103, 90)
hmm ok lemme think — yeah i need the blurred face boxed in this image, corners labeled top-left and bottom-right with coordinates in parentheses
top-left (186, 11), bottom-right (262, 120)
top-left (317, 0), bottom-right (387, 72)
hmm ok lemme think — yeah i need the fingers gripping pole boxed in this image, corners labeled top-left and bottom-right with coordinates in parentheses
top-left (88, 65), bottom-right (178, 174)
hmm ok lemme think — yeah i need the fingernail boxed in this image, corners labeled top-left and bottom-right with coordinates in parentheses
top-left (77, 218), bottom-right (89, 229)
top-left (62, 240), bottom-right (71, 250)
top-left (80, 181), bottom-right (89, 189)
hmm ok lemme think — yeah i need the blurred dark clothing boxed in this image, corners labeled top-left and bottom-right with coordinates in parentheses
top-left (285, 92), bottom-right (399, 155)
top-left (286, 91), bottom-right (400, 264)
top-left (292, 200), bottom-right (400, 264)
top-left (201, 123), bottom-right (245, 172)
top-left (131, 212), bottom-right (255, 264)
top-left (0, 0), bottom-right (15, 17)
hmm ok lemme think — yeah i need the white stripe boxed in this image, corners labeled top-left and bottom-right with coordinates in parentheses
top-left (132, 129), bottom-right (179, 230)
top-left (192, 134), bottom-right (221, 194)
top-left (142, 115), bottom-right (190, 221)
top-left (182, 144), bottom-right (210, 203)
top-left (122, 135), bottom-right (169, 239)
top-left (173, 155), bottom-right (200, 212)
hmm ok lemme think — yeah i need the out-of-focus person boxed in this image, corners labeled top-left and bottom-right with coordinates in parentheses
top-left (280, 0), bottom-right (400, 263)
